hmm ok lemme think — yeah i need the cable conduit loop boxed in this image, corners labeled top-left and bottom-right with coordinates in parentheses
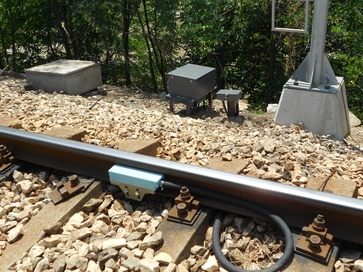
top-left (213, 211), bottom-right (293, 272)
top-left (161, 181), bottom-right (294, 272)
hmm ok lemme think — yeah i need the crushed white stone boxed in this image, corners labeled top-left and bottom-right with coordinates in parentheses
top-left (1, 76), bottom-right (363, 271)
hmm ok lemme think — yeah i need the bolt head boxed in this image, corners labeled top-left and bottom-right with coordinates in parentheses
top-left (180, 186), bottom-right (190, 199)
top-left (176, 202), bottom-right (187, 216)
top-left (313, 214), bottom-right (325, 230)
top-left (309, 235), bottom-right (321, 248)
top-left (68, 174), bottom-right (79, 187)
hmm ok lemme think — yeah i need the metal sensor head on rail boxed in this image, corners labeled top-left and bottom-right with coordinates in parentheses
top-left (108, 164), bottom-right (163, 201)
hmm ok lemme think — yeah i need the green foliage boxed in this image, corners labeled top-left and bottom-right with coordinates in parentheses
top-left (178, 0), bottom-right (272, 99)
top-left (52, 0), bottom-right (125, 84)
top-left (0, 0), bottom-right (362, 121)
top-left (331, 54), bottom-right (363, 121)
top-left (131, 0), bottom-right (180, 91)
top-left (0, 0), bottom-right (53, 69)
top-left (328, 0), bottom-right (363, 121)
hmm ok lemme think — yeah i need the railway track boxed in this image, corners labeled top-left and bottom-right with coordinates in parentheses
top-left (1, 126), bottom-right (363, 244)
top-left (1, 125), bottom-right (363, 271)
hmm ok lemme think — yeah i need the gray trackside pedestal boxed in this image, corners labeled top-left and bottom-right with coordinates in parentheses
top-left (216, 89), bottom-right (241, 117)
top-left (274, 77), bottom-right (350, 139)
top-left (25, 59), bottom-right (102, 95)
top-left (272, 0), bottom-right (350, 140)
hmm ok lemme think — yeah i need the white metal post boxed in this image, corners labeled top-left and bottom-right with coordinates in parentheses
top-left (310, 0), bottom-right (329, 86)
top-left (273, 0), bottom-right (351, 139)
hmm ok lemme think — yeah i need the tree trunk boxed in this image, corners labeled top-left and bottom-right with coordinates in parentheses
top-left (214, 51), bottom-right (226, 90)
top-left (266, 32), bottom-right (277, 106)
top-left (122, 0), bottom-right (132, 87)
top-left (50, 0), bottom-right (73, 59)
top-left (136, 2), bottom-right (157, 91)
top-left (142, 0), bottom-right (165, 91)
top-left (0, 24), bottom-right (9, 67)
top-left (67, 1), bottom-right (78, 59)
top-left (4, 8), bottom-right (16, 71)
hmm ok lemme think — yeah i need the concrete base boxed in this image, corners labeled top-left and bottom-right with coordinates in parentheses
top-left (155, 207), bottom-right (214, 264)
top-left (114, 139), bottom-right (161, 157)
top-left (25, 59), bottom-right (102, 95)
top-left (1, 181), bottom-right (103, 271)
top-left (0, 115), bottom-right (22, 129)
top-left (306, 176), bottom-right (357, 198)
top-left (44, 126), bottom-right (87, 141)
top-left (206, 157), bottom-right (249, 174)
top-left (274, 77), bottom-right (350, 139)
top-left (285, 231), bottom-right (342, 272)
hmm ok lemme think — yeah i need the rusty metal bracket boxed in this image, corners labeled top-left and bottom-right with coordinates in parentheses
top-left (295, 214), bottom-right (333, 264)
top-left (0, 144), bottom-right (16, 172)
top-left (167, 186), bottom-right (201, 225)
top-left (0, 144), bottom-right (19, 182)
top-left (48, 174), bottom-right (84, 204)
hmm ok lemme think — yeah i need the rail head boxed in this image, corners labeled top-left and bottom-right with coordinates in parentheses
top-left (1, 126), bottom-right (363, 244)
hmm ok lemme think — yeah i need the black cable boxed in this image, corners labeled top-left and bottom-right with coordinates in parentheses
top-left (213, 211), bottom-right (292, 272)
top-left (161, 181), bottom-right (294, 271)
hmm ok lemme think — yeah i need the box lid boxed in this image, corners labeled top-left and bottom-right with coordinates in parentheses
top-left (216, 89), bottom-right (242, 101)
top-left (168, 64), bottom-right (215, 80)
top-left (25, 59), bottom-right (99, 76)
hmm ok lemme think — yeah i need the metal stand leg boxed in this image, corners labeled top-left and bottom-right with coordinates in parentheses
top-left (169, 100), bottom-right (174, 112)
top-left (227, 101), bottom-right (239, 116)
top-left (208, 92), bottom-right (213, 108)
top-left (186, 104), bottom-right (192, 116)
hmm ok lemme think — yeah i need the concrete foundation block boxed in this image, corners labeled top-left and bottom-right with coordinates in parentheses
top-left (25, 59), bottom-right (102, 95)
top-left (0, 115), bottom-right (22, 129)
top-left (1, 181), bottom-right (103, 271)
top-left (285, 231), bottom-right (342, 272)
top-left (43, 126), bottom-right (87, 141)
top-left (274, 77), bottom-right (350, 139)
top-left (207, 157), bottom-right (249, 174)
top-left (114, 139), bottom-right (161, 157)
top-left (155, 207), bottom-right (214, 264)
top-left (306, 175), bottom-right (357, 198)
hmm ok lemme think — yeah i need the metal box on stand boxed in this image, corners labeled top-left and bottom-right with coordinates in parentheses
top-left (166, 64), bottom-right (215, 115)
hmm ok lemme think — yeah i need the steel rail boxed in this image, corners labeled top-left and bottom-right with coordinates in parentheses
top-left (1, 126), bottom-right (362, 244)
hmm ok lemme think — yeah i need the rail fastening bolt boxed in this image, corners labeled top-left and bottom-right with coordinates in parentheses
top-left (313, 214), bottom-right (325, 230)
top-left (309, 234), bottom-right (321, 249)
top-left (0, 145), bottom-right (6, 163)
top-left (69, 174), bottom-right (79, 187)
top-left (176, 202), bottom-right (187, 216)
top-left (180, 186), bottom-right (190, 200)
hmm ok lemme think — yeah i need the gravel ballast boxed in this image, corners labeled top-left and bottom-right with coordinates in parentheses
top-left (1, 75), bottom-right (363, 271)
